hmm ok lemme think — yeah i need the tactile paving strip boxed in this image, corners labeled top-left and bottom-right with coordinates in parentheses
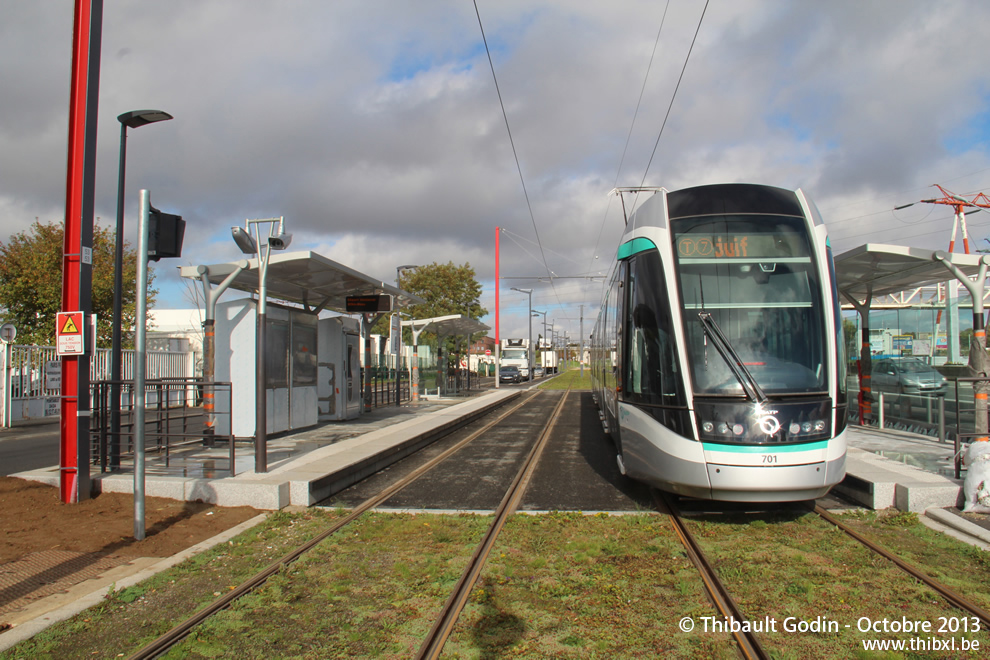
top-left (0, 550), bottom-right (132, 620)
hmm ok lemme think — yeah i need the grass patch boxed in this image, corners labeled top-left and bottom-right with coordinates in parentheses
top-left (166, 512), bottom-right (491, 659)
top-left (6, 507), bottom-right (988, 659)
top-left (538, 367), bottom-right (591, 391)
top-left (444, 512), bottom-right (735, 658)
top-left (1, 509), bottom-right (342, 660)
top-left (681, 509), bottom-right (988, 659)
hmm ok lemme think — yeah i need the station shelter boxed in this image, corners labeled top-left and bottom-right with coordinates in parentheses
top-left (179, 251), bottom-right (423, 438)
top-left (834, 243), bottom-right (990, 420)
top-left (401, 314), bottom-right (490, 399)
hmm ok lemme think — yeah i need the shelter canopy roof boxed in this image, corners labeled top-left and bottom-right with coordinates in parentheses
top-left (402, 314), bottom-right (489, 337)
top-left (178, 250), bottom-right (425, 313)
top-left (834, 243), bottom-right (987, 301)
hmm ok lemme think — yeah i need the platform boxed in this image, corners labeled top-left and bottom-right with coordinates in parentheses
top-left (13, 389), bottom-right (521, 509)
top-left (841, 425), bottom-right (965, 512)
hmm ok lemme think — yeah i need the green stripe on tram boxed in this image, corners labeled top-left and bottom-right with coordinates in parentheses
top-left (617, 237), bottom-right (657, 260)
top-left (702, 440), bottom-right (829, 453)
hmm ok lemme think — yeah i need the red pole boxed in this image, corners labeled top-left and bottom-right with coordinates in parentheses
top-left (494, 227), bottom-right (500, 388)
top-left (60, 0), bottom-right (102, 503)
top-left (495, 226), bottom-right (500, 345)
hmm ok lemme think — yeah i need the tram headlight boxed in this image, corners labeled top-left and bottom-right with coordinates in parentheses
top-left (814, 420), bottom-right (826, 432)
top-left (702, 421), bottom-right (714, 434)
top-left (801, 422), bottom-right (813, 433)
top-left (717, 422), bottom-right (729, 435)
top-left (789, 423), bottom-right (801, 435)
top-left (732, 424), bottom-right (744, 436)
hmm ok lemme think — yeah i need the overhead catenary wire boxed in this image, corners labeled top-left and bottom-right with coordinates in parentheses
top-left (473, 0), bottom-right (551, 284)
top-left (586, 1), bottom-right (671, 278)
top-left (636, 0), bottom-right (710, 193)
top-left (474, 1), bottom-right (572, 319)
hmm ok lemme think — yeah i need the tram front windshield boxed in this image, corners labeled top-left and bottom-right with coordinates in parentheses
top-left (672, 215), bottom-right (827, 396)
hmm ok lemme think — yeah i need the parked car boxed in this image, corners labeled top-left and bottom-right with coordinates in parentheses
top-left (871, 358), bottom-right (947, 395)
top-left (499, 365), bottom-right (522, 383)
top-left (533, 366), bottom-right (544, 378)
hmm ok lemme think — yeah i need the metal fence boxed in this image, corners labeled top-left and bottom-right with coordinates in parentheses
top-left (1, 344), bottom-right (193, 426)
top-left (89, 378), bottom-right (236, 476)
top-left (850, 376), bottom-right (990, 478)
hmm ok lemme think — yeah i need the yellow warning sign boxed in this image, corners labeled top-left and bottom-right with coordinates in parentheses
top-left (61, 315), bottom-right (80, 334)
top-left (56, 311), bottom-right (85, 356)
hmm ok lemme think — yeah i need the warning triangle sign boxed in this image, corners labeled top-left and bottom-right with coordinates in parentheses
top-left (61, 316), bottom-right (80, 334)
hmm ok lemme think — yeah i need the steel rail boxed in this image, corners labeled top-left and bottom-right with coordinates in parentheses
top-left (127, 391), bottom-right (534, 660)
top-left (654, 491), bottom-right (770, 660)
top-left (415, 389), bottom-right (570, 660)
top-left (814, 504), bottom-right (990, 628)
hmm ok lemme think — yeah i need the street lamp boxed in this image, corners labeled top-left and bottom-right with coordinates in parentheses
top-left (110, 110), bottom-right (173, 469)
top-left (395, 264), bottom-right (418, 405)
top-left (510, 287), bottom-right (533, 381)
top-left (532, 309), bottom-right (546, 374)
top-left (231, 217), bottom-right (291, 473)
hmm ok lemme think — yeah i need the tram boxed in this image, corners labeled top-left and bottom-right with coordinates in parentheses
top-left (590, 183), bottom-right (847, 501)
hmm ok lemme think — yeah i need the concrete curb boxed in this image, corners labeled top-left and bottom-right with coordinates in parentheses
top-left (0, 513), bottom-right (269, 652)
top-left (925, 507), bottom-right (990, 545)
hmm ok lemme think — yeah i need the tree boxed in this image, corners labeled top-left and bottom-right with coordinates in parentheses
top-left (377, 262), bottom-right (488, 357)
top-left (400, 261), bottom-right (487, 322)
top-left (0, 219), bottom-right (156, 347)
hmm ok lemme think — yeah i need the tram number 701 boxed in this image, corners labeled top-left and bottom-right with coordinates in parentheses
top-left (762, 454), bottom-right (778, 465)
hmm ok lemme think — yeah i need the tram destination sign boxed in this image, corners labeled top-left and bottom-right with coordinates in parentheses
top-left (345, 294), bottom-right (393, 313)
top-left (675, 233), bottom-right (809, 260)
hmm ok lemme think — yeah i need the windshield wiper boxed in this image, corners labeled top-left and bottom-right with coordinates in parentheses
top-left (698, 312), bottom-right (768, 405)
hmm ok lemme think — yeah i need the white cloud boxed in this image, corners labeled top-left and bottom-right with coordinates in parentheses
top-left (3, 0), bottom-right (990, 340)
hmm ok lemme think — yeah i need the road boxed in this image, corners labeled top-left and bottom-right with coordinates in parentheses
top-left (0, 421), bottom-right (60, 476)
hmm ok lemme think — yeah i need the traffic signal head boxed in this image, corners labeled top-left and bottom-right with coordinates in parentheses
top-left (148, 206), bottom-right (185, 261)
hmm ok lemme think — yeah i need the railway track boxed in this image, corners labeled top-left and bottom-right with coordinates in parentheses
top-left (812, 503), bottom-right (990, 628)
top-left (127, 389), bottom-right (568, 660)
top-left (654, 491), bottom-right (770, 660)
top-left (656, 492), bottom-right (990, 660)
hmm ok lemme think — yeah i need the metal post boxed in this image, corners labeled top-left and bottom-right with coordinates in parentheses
top-left (494, 226), bottom-right (500, 390)
top-left (938, 395), bottom-right (945, 444)
top-left (134, 189), bottom-right (150, 540)
top-left (256, 244), bottom-right (269, 474)
top-left (110, 120), bottom-right (127, 469)
top-left (197, 263), bottom-right (246, 445)
top-left (363, 314), bottom-right (373, 412)
top-left (878, 391), bottom-right (884, 429)
top-left (527, 293), bottom-right (533, 381)
top-left (580, 304), bottom-right (585, 377)
top-left (1, 340), bottom-right (10, 428)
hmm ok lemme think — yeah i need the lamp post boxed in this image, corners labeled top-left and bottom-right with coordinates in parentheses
top-left (395, 264), bottom-right (418, 405)
top-left (532, 309), bottom-right (546, 375)
top-left (511, 287), bottom-right (533, 381)
top-left (110, 110), bottom-right (172, 469)
top-left (231, 217), bottom-right (291, 474)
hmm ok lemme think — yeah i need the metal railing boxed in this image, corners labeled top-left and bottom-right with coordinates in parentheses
top-left (1, 344), bottom-right (193, 426)
top-left (90, 378), bottom-right (236, 476)
top-left (951, 377), bottom-right (990, 479)
top-left (851, 376), bottom-right (990, 479)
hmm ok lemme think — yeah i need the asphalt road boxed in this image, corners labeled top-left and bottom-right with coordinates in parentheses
top-left (0, 421), bottom-right (60, 476)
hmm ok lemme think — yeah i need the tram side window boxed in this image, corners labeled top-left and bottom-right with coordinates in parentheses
top-left (603, 267), bottom-right (622, 393)
top-left (624, 251), bottom-right (683, 406)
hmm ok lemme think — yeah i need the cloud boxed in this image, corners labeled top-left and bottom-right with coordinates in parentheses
top-left (3, 0), bottom-right (990, 339)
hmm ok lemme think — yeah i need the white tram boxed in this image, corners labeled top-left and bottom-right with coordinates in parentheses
top-left (591, 183), bottom-right (847, 501)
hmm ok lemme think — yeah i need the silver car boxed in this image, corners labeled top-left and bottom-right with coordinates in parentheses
top-left (871, 358), bottom-right (946, 395)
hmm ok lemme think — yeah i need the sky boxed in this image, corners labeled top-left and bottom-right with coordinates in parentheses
top-left (3, 0), bottom-right (990, 343)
